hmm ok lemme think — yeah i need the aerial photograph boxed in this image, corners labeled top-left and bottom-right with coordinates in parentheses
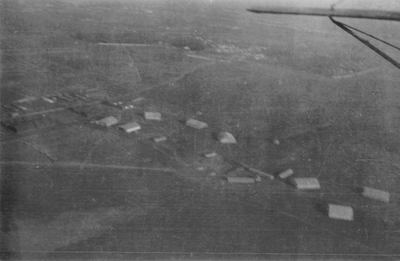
top-left (0, 0), bottom-right (399, 260)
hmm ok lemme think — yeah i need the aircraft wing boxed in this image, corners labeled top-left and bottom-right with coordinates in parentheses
top-left (247, 1), bottom-right (400, 69)
top-left (247, 5), bottom-right (400, 21)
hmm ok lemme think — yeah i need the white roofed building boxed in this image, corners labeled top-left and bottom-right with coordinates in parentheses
top-left (290, 178), bottom-right (320, 190)
top-left (144, 112), bottom-right (162, 121)
top-left (94, 116), bottom-right (118, 127)
top-left (218, 132), bottom-right (236, 144)
top-left (186, 119), bottom-right (208, 129)
top-left (118, 122), bottom-right (141, 133)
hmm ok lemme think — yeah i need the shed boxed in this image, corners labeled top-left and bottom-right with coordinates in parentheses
top-left (290, 178), bottom-right (320, 190)
top-left (279, 169), bottom-right (294, 179)
top-left (94, 116), bottom-right (118, 127)
top-left (186, 119), bottom-right (208, 129)
top-left (218, 132), bottom-right (236, 144)
top-left (362, 187), bottom-right (390, 203)
top-left (204, 152), bottom-right (218, 158)
top-left (144, 112), bottom-right (162, 121)
top-left (328, 204), bottom-right (354, 221)
top-left (118, 122), bottom-right (141, 133)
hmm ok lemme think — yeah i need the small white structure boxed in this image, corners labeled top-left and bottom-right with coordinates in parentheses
top-left (14, 97), bottom-right (36, 103)
top-left (94, 116), bottom-right (118, 127)
top-left (133, 97), bottom-right (145, 103)
top-left (227, 177), bottom-right (255, 184)
top-left (186, 119), bottom-right (208, 129)
top-left (108, 101), bottom-right (134, 110)
top-left (218, 132), bottom-right (236, 144)
top-left (42, 97), bottom-right (55, 103)
top-left (279, 169), bottom-right (294, 179)
top-left (118, 122), bottom-right (141, 133)
top-left (145, 112), bottom-right (162, 121)
top-left (13, 104), bottom-right (28, 111)
top-left (290, 178), bottom-right (320, 190)
top-left (123, 105), bottom-right (135, 110)
top-left (362, 187), bottom-right (390, 203)
top-left (328, 204), bottom-right (354, 221)
top-left (154, 136), bottom-right (167, 142)
top-left (204, 152), bottom-right (218, 158)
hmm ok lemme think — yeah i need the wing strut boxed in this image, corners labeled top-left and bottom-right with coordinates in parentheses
top-left (247, 6), bottom-right (400, 70)
top-left (329, 17), bottom-right (400, 70)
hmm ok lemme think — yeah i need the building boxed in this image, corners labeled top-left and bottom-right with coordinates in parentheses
top-left (218, 132), bottom-right (236, 144)
top-left (204, 152), bottom-right (218, 158)
top-left (279, 169), bottom-right (294, 179)
top-left (94, 116), bottom-right (118, 127)
top-left (290, 178), bottom-right (320, 189)
top-left (118, 122), bottom-right (141, 133)
top-left (362, 187), bottom-right (390, 203)
top-left (186, 119), bottom-right (208, 129)
top-left (144, 112), bottom-right (162, 121)
top-left (328, 204), bottom-right (354, 221)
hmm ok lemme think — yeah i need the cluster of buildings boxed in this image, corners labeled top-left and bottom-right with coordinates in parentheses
top-left (183, 118), bottom-right (390, 222)
top-left (2, 92), bottom-right (391, 223)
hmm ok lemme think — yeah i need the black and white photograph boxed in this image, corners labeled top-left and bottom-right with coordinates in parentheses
top-left (1, 0), bottom-right (400, 260)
